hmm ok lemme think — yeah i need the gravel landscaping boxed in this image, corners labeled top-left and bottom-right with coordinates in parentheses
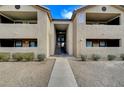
top-left (0, 59), bottom-right (55, 87)
top-left (69, 58), bottom-right (124, 87)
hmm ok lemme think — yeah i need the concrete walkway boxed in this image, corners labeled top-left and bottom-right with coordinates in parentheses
top-left (48, 57), bottom-right (78, 87)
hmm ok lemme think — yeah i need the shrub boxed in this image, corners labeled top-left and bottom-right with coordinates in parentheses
top-left (120, 54), bottom-right (124, 60)
top-left (12, 53), bottom-right (34, 61)
top-left (0, 53), bottom-right (10, 62)
top-left (37, 54), bottom-right (46, 61)
top-left (23, 53), bottom-right (34, 61)
top-left (91, 54), bottom-right (100, 61)
top-left (12, 53), bottom-right (23, 61)
top-left (107, 55), bottom-right (116, 61)
top-left (80, 54), bottom-right (87, 61)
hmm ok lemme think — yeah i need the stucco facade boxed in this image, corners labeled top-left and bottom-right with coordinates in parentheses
top-left (72, 5), bottom-right (124, 57)
top-left (0, 5), bottom-right (124, 58)
top-left (0, 5), bottom-right (52, 58)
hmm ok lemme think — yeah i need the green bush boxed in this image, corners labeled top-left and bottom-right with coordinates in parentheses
top-left (80, 54), bottom-right (87, 61)
top-left (12, 53), bottom-right (34, 61)
top-left (91, 54), bottom-right (100, 61)
top-left (12, 53), bottom-right (23, 61)
top-left (23, 53), bottom-right (34, 61)
top-left (37, 54), bottom-right (46, 61)
top-left (120, 54), bottom-right (124, 60)
top-left (0, 53), bottom-right (10, 62)
top-left (107, 55), bottom-right (116, 61)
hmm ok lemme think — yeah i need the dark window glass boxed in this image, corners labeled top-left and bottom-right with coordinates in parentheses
top-left (15, 40), bottom-right (22, 47)
top-left (29, 40), bottom-right (37, 47)
top-left (0, 39), bottom-right (37, 47)
top-left (106, 39), bottom-right (119, 47)
top-left (86, 40), bottom-right (92, 47)
top-left (86, 39), bottom-right (120, 47)
top-left (1, 39), bottom-right (14, 47)
top-left (100, 41), bottom-right (106, 47)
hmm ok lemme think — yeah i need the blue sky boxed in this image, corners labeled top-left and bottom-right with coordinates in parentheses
top-left (44, 5), bottom-right (82, 19)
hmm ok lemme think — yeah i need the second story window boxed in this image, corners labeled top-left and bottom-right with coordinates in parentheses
top-left (86, 13), bottom-right (120, 25)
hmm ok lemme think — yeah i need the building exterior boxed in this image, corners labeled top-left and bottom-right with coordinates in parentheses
top-left (0, 5), bottom-right (124, 58)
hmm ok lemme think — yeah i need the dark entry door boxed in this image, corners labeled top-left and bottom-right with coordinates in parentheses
top-left (55, 32), bottom-right (66, 55)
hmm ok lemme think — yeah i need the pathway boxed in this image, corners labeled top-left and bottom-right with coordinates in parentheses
top-left (48, 57), bottom-right (78, 87)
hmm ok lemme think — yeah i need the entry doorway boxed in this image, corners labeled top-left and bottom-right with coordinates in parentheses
top-left (55, 30), bottom-right (67, 55)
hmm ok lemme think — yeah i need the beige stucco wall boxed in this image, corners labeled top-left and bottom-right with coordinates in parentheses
top-left (49, 23), bottom-right (56, 55)
top-left (73, 5), bottom-right (124, 57)
top-left (66, 22), bottom-right (73, 55)
top-left (73, 16), bottom-right (78, 56)
top-left (0, 5), bottom-right (51, 58)
top-left (0, 5), bottom-right (38, 11)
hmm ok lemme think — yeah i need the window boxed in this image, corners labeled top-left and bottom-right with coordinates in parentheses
top-left (58, 38), bottom-right (60, 42)
top-left (100, 41), bottom-right (106, 47)
top-left (106, 39), bottom-right (120, 47)
top-left (86, 40), bottom-right (92, 47)
top-left (61, 37), bottom-right (64, 42)
top-left (92, 40), bottom-right (99, 47)
top-left (29, 40), bottom-right (37, 47)
top-left (0, 39), bottom-right (37, 47)
top-left (86, 39), bottom-right (120, 47)
top-left (15, 40), bottom-right (22, 47)
top-left (0, 39), bottom-right (14, 47)
top-left (23, 40), bottom-right (29, 47)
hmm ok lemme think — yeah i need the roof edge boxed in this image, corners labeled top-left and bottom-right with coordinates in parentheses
top-left (71, 5), bottom-right (95, 21)
top-left (32, 5), bottom-right (52, 21)
top-left (52, 19), bottom-right (71, 21)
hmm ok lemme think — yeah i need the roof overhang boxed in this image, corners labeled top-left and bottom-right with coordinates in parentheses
top-left (86, 13), bottom-right (120, 22)
top-left (54, 24), bottom-right (69, 31)
top-left (0, 11), bottom-right (37, 20)
top-left (71, 5), bottom-right (124, 21)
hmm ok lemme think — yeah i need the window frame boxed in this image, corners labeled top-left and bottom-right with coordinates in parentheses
top-left (86, 39), bottom-right (120, 47)
top-left (29, 40), bottom-right (37, 47)
top-left (99, 40), bottom-right (106, 47)
top-left (86, 40), bottom-right (93, 47)
top-left (15, 40), bottom-right (22, 47)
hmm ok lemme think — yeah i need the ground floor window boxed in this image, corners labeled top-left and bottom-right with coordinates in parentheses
top-left (99, 41), bottom-right (106, 47)
top-left (86, 40), bottom-right (92, 47)
top-left (1, 39), bottom-right (14, 47)
top-left (29, 40), bottom-right (37, 47)
top-left (86, 39), bottom-right (120, 47)
top-left (0, 39), bottom-right (37, 47)
top-left (15, 40), bottom-right (22, 47)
